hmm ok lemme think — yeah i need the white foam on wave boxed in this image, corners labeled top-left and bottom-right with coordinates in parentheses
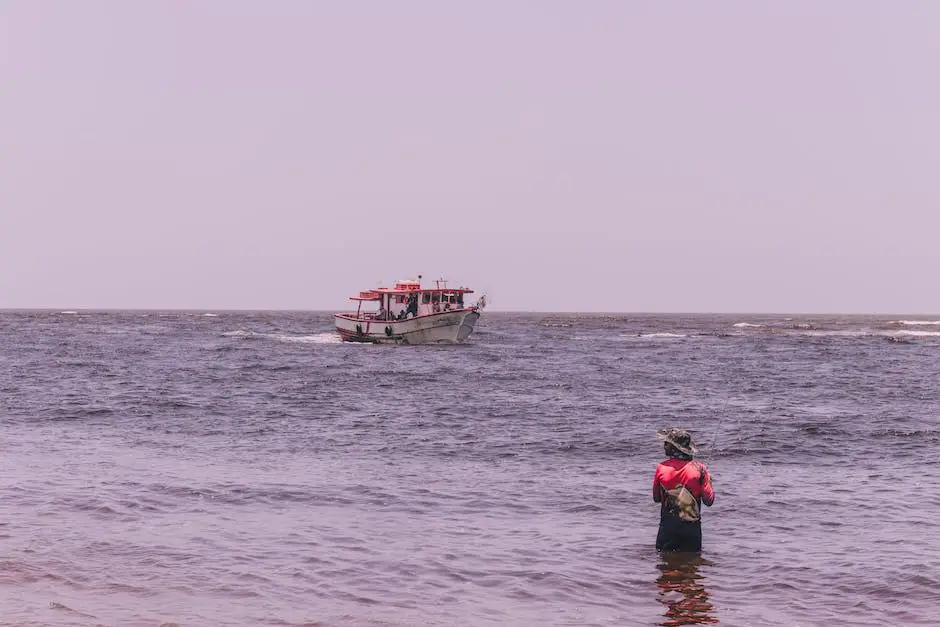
top-left (60, 311), bottom-right (77, 315)
top-left (894, 330), bottom-right (940, 337)
top-left (733, 322), bottom-right (762, 328)
top-left (222, 330), bottom-right (343, 344)
top-left (633, 332), bottom-right (687, 339)
top-left (793, 330), bottom-right (869, 337)
top-left (276, 332), bottom-right (342, 344)
top-left (894, 320), bottom-right (940, 326)
top-left (222, 330), bottom-right (260, 338)
top-left (788, 329), bottom-right (940, 339)
top-left (202, 313), bottom-right (219, 317)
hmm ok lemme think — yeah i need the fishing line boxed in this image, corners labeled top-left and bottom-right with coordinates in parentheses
top-left (697, 363), bottom-right (738, 473)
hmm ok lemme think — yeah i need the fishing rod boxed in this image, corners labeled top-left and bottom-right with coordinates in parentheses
top-left (693, 386), bottom-right (735, 478)
top-left (701, 412), bottom-right (724, 464)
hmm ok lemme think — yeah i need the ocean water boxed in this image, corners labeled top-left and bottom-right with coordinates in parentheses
top-left (0, 311), bottom-right (938, 627)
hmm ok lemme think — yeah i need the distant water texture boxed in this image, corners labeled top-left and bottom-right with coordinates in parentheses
top-left (1, 311), bottom-right (938, 626)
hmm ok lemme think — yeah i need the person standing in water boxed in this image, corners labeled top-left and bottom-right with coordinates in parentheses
top-left (653, 428), bottom-right (715, 552)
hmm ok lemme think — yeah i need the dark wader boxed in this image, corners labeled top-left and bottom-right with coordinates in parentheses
top-left (656, 514), bottom-right (703, 552)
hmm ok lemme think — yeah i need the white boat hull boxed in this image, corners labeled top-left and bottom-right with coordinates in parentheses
top-left (334, 308), bottom-right (481, 344)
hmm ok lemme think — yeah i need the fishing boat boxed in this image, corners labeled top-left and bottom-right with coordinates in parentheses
top-left (334, 276), bottom-right (486, 344)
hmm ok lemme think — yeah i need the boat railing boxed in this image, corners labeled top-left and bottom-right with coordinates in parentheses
top-left (363, 313), bottom-right (386, 321)
top-left (337, 306), bottom-right (475, 321)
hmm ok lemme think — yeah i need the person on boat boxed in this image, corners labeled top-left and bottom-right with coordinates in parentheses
top-left (653, 428), bottom-right (715, 552)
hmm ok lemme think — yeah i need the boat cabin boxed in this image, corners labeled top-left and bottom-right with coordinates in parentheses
top-left (347, 278), bottom-right (474, 322)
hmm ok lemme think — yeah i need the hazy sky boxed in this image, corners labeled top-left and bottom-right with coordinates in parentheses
top-left (2, 1), bottom-right (938, 313)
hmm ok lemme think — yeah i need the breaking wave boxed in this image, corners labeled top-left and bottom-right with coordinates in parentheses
top-left (276, 332), bottom-right (342, 344)
top-left (221, 330), bottom-right (263, 339)
top-left (793, 330), bottom-right (869, 337)
top-left (222, 330), bottom-right (342, 344)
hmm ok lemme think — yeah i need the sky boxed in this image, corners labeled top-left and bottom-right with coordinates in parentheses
top-left (2, 1), bottom-right (938, 313)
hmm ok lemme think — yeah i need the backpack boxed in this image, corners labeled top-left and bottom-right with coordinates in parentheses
top-left (661, 462), bottom-right (706, 522)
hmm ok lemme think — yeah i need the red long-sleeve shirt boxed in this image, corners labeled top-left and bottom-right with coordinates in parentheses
top-left (653, 459), bottom-right (715, 509)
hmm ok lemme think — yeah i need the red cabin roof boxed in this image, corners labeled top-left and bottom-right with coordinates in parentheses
top-left (350, 290), bottom-right (381, 301)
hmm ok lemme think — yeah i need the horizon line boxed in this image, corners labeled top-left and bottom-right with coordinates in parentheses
top-left (2, 308), bottom-right (939, 317)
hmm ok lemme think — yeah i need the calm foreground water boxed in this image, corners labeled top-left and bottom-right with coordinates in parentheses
top-left (0, 310), bottom-right (938, 626)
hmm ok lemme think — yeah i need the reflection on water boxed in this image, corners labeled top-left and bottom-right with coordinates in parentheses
top-left (655, 552), bottom-right (718, 626)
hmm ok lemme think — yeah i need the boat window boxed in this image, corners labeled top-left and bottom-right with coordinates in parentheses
top-left (431, 292), bottom-right (440, 303)
top-left (396, 295), bottom-right (405, 304)
top-left (422, 293), bottom-right (431, 304)
top-left (457, 293), bottom-right (464, 305)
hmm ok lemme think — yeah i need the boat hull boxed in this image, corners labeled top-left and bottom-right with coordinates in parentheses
top-left (335, 308), bottom-right (481, 344)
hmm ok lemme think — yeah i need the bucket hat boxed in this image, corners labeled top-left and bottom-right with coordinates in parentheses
top-left (656, 427), bottom-right (697, 457)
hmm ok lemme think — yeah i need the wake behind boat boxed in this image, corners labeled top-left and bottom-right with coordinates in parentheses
top-left (334, 276), bottom-right (486, 344)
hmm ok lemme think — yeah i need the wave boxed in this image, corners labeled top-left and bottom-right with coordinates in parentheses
top-left (275, 333), bottom-right (342, 344)
top-left (787, 329), bottom-right (940, 339)
top-left (733, 322), bottom-right (762, 328)
top-left (202, 313), bottom-right (219, 317)
top-left (793, 330), bottom-right (869, 337)
top-left (221, 330), bottom-right (263, 339)
top-left (894, 330), bottom-right (940, 337)
top-left (893, 320), bottom-right (940, 326)
top-left (222, 330), bottom-right (343, 344)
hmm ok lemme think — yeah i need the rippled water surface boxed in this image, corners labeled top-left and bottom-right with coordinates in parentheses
top-left (1, 311), bottom-right (938, 626)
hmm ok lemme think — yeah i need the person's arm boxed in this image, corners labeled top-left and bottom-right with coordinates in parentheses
top-left (652, 467), bottom-right (662, 503)
top-left (699, 465), bottom-right (715, 506)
